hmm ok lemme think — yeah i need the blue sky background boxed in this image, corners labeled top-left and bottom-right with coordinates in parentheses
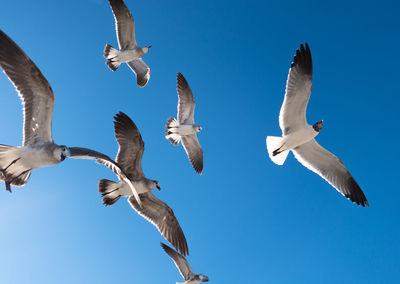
top-left (0, 0), bottom-right (399, 283)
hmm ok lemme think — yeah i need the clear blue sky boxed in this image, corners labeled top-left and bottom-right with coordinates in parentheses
top-left (0, 0), bottom-right (399, 283)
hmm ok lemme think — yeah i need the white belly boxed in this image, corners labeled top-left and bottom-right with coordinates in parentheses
top-left (281, 126), bottom-right (318, 151)
top-left (118, 49), bottom-right (141, 62)
top-left (120, 179), bottom-right (150, 195)
top-left (20, 146), bottom-right (57, 169)
top-left (171, 124), bottom-right (196, 136)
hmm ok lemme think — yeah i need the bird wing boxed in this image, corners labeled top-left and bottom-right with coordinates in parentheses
top-left (176, 73), bottom-right (195, 124)
top-left (113, 112), bottom-right (145, 180)
top-left (108, 0), bottom-right (136, 50)
top-left (127, 59), bottom-right (150, 87)
top-left (161, 243), bottom-right (194, 281)
top-left (69, 147), bottom-right (141, 206)
top-left (0, 30), bottom-right (55, 146)
top-left (128, 193), bottom-right (189, 256)
top-left (279, 43), bottom-right (312, 135)
top-left (181, 134), bottom-right (203, 174)
top-left (292, 139), bottom-right (368, 206)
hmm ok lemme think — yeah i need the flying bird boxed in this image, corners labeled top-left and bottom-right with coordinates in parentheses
top-left (161, 243), bottom-right (209, 284)
top-left (165, 73), bottom-right (203, 174)
top-left (104, 0), bottom-right (151, 87)
top-left (0, 29), bottom-right (138, 203)
top-left (266, 43), bottom-right (368, 207)
top-left (99, 112), bottom-right (188, 256)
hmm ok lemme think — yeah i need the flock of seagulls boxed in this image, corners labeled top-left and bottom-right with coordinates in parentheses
top-left (0, 0), bottom-right (369, 282)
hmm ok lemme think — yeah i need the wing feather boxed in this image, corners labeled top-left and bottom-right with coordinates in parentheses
top-left (113, 112), bottom-right (144, 180)
top-left (128, 193), bottom-right (189, 256)
top-left (127, 59), bottom-right (150, 87)
top-left (181, 134), bottom-right (203, 174)
top-left (177, 73), bottom-right (195, 124)
top-left (293, 140), bottom-right (368, 206)
top-left (108, 0), bottom-right (136, 50)
top-left (0, 30), bottom-right (54, 145)
top-left (161, 243), bottom-right (194, 281)
top-left (279, 43), bottom-right (312, 135)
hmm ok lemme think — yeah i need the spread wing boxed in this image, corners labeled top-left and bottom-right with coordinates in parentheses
top-left (69, 147), bottom-right (141, 206)
top-left (177, 73), bottom-right (195, 124)
top-left (127, 59), bottom-right (150, 87)
top-left (181, 134), bottom-right (203, 174)
top-left (108, 0), bottom-right (136, 50)
top-left (292, 140), bottom-right (368, 207)
top-left (279, 43), bottom-right (312, 135)
top-left (128, 193), bottom-right (189, 256)
top-left (0, 30), bottom-right (54, 146)
top-left (113, 112), bottom-right (144, 180)
top-left (161, 243), bottom-right (194, 281)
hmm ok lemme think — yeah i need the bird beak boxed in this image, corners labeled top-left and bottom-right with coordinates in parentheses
top-left (156, 184), bottom-right (161, 191)
top-left (148, 45), bottom-right (152, 49)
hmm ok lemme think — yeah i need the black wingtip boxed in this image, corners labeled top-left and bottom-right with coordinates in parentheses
top-left (291, 42), bottom-right (312, 76)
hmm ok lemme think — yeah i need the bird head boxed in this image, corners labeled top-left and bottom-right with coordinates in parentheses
top-left (55, 145), bottom-right (70, 162)
top-left (313, 120), bottom-right (324, 132)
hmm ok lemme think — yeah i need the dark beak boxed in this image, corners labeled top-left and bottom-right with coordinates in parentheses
top-left (156, 184), bottom-right (161, 191)
top-left (148, 45), bottom-right (152, 49)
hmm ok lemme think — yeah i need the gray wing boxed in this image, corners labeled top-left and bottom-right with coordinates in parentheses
top-left (292, 140), bottom-right (368, 207)
top-left (128, 193), bottom-right (189, 256)
top-left (108, 0), bottom-right (136, 50)
top-left (127, 59), bottom-right (150, 87)
top-left (177, 73), bottom-right (195, 124)
top-left (279, 43), bottom-right (312, 135)
top-left (181, 134), bottom-right (203, 174)
top-left (161, 243), bottom-right (194, 281)
top-left (113, 112), bottom-right (144, 180)
top-left (0, 30), bottom-right (54, 146)
top-left (69, 147), bottom-right (142, 206)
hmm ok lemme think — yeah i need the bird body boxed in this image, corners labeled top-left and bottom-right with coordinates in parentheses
top-left (99, 112), bottom-right (188, 256)
top-left (266, 43), bottom-right (368, 206)
top-left (271, 125), bottom-right (318, 154)
top-left (165, 73), bottom-right (203, 174)
top-left (104, 0), bottom-right (151, 87)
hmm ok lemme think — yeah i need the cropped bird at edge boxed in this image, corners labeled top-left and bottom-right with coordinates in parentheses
top-left (166, 73), bottom-right (203, 174)
top-left (0, 30), bottom-right (139, 203)
top-left (99, 112), bottom-right (189, 256)
top-left (266, 43), bottom-right (368, 207)
top-left (161, 243), bottom-right (209, 284)
top-left (104, 0), bottom-right (151, 87)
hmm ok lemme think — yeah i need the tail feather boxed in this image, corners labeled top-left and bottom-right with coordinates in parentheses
top-left (266, 136), bottom-right (289, 165)
top-left (165, 118), bottom-right (181, 145)
top-left (104, 44), bottom-right (121, 71)
top-left (0, 145), bottom-right (31, 190)
top-left (98, 179), bottom-right (121, 206)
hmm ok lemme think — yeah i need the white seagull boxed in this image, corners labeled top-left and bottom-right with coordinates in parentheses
top-left (99, 112), bottom-right (188, 255)
top-left (104, 0), bottom-right (151, 87)
top-left (266, 43), bottom-right (368, 207)
top-left (165, 73), bottom-right (203, 174)
top-left (161, 243), bottom-right (209, 284)
top-left (0, 30), bottom-right (139, 203)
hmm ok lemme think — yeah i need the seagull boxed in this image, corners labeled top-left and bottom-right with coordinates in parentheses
top-left (0, 29), bottom-right (139, 203)
top-left (165, 73), bottom-right (203, 174)
top-left (161, 243), bottom-right (209, 284)
top-left (104, 0), bottom-right (151, 87)
top-left (99, 112), bottom-right (188, 256)
top-left (266, 43), bottom-right (368, 207)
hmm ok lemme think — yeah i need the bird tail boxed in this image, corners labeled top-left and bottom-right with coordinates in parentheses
top-left (98, 178), bottom-right (121, 206)
top-left (266, 136), bottom-right (289, 165)
top-left (104, 44), bottom-right (121, 71)
top-left (0, 145), bottom-right (31, 191)
top-left (165, 117), bottom-right (181, 145)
